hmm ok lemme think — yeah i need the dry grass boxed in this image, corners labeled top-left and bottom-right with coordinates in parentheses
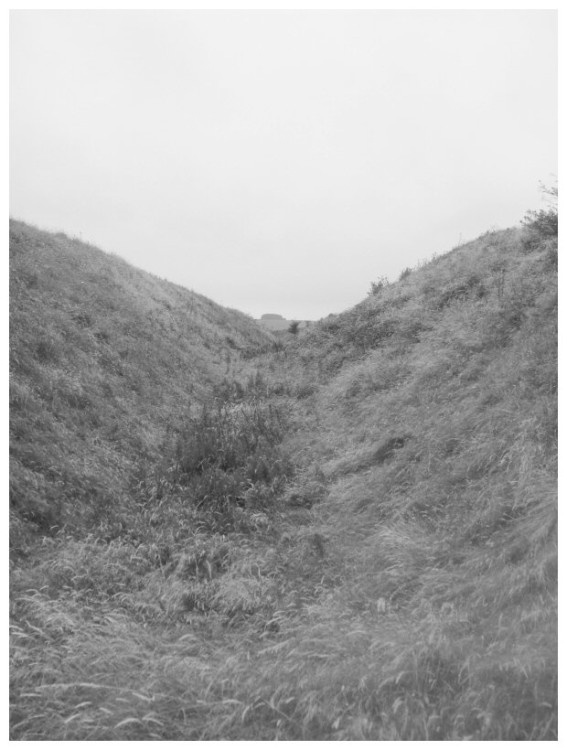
top-left (10, 219), bottom-right (557, 739)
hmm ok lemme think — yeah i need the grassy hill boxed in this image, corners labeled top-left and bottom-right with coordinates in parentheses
top-left (10, 214), bottom-right (557, 740)
top-left (9, 219), bottom-right (274, 552)
top-left (256, 222), bottom-right (558, 739)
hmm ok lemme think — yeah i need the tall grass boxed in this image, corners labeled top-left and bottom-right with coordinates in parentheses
top-left (10, 219), bottom-right (556, 739)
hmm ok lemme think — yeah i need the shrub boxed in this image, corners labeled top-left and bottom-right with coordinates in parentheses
top-left (171, 396), bottom-right (292, 512)
top-left (521, 181), bottom-right (558, 250)
top-left (524, 207), bottom-right (558, 238)
top-left (369, 276), bottom-right (389, 296)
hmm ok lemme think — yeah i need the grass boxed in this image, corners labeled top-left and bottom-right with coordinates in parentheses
top-left (9, 220), bottom-right (274, 551)
top-left (10, 215), bottom-right (557, 739)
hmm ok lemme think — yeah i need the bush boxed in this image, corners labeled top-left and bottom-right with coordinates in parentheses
top-left (171, 396), bottom-right (292, 512)
top-left (522, 182), bottom-right (558, 250)
top-left (369, 276), bottom-right (389, 296)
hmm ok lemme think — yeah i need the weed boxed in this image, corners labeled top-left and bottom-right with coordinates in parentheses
top-left (171, 395), bottom-right (292, 514)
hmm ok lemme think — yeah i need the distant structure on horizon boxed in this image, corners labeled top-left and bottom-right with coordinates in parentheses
top-left (257, 313), bottom-right (313, 332)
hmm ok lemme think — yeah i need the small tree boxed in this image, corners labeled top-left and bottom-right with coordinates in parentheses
top-left (288, 320), bottom-right (300, 335)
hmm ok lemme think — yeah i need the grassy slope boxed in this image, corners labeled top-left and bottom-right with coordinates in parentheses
top-left (10, 221), bottom-right (557, 740)
top-left (259, 225), bottom-right (557, 739)
top-left (9, 219), bottom-right (273, 551)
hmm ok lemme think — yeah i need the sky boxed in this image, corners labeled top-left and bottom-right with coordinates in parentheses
top-left (10, 10), bottom-right (557, 320)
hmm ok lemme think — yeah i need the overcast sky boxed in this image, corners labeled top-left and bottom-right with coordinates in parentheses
top-left (10, 10), bottom-right (557, 320)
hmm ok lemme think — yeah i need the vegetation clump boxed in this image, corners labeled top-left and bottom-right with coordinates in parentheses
top-left (171, 395), bottom-right (292, 512)
top-left (521, 181), bottom-right (558, 252)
